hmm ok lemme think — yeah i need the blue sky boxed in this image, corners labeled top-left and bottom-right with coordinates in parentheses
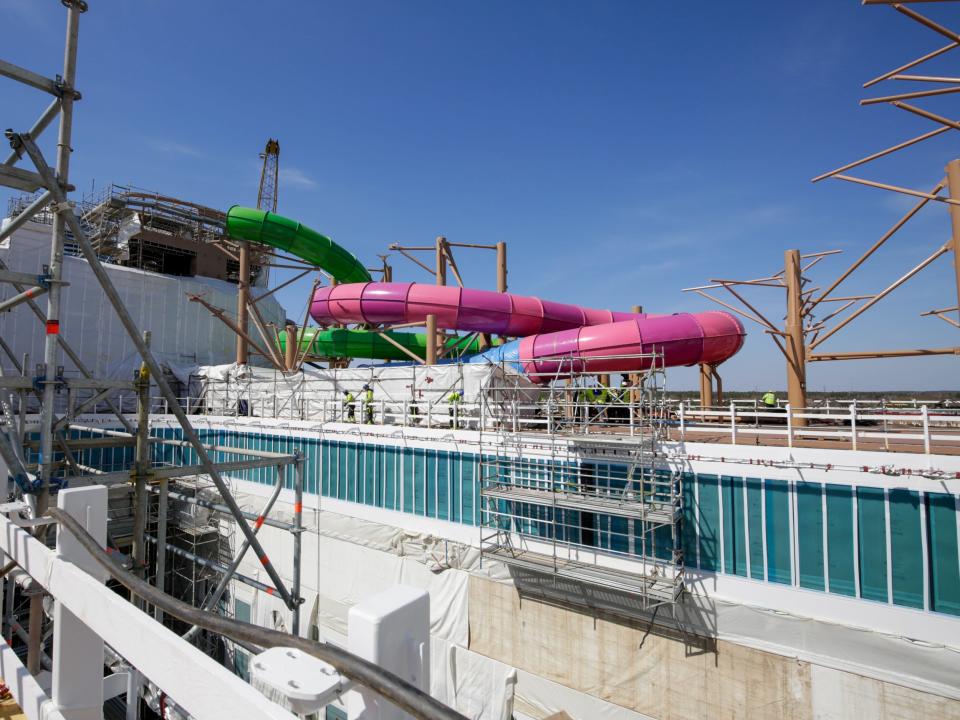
top-left (2, 0), bottom-right (958, 390)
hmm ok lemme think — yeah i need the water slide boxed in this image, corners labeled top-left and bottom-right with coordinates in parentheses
top-left (311, 282), bottom-right (745, 379)
top-left (275, 326), bottom-right (489, 361)
top-left (226, 206), bottom-right (746, 375)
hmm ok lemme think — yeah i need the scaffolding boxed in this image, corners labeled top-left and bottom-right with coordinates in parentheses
top-left (0, 5), bottom-right (307, 713)
top-left (477, 352), bottom-right (685, 611)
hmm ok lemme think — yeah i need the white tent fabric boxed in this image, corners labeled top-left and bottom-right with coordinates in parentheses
top-left (194, 361), bottom-right (539, 419)
top-left (0, 221), bottom-right (286, 386)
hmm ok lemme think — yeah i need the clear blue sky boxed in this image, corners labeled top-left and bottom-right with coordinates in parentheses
top-left (2, 0), bottom-right (958, 390)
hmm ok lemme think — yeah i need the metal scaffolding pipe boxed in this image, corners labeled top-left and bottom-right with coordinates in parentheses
top-left (183, 466), bottom-right (288, 642)
top-left (292, 459), bottom-right (304, 636)
top-left (36, 0), bottom-right (82, 525)
top-left (3, 99), bottom-right (60, 166)
top-left (145, 485), bottom-right (295, 532)
top-left (0, 190), bottom-right (53, 244)
top-left (142, 536), bottom-right (276, 596)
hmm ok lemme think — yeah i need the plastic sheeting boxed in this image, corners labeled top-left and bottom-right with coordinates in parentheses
top-left (0, 221), bottom-right (285, 383)
top-left (431, 636), bottom-right (516, 720)
top-left (195, 361), bottom-right (540, 419)
top-left (227, 496), bottom-right (471, 649)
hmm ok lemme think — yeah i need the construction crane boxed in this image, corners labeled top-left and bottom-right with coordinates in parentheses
top-left (236, 138), bottom-right (280, 365)
top-left (257, 138), bottom-right (280, 213)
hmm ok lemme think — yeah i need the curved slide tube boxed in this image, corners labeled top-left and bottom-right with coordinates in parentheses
top-left (276, 326), bottom-right (490, 362)
top-left (226, 206), bottom-right (372, 284)
top-left (310, 282), bottom-right (745, 377)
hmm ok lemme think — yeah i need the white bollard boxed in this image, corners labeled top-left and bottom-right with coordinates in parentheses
top-left (52, 485), bottom-right (108, 720)
top-left (348, 586), bottom-right (430, 720)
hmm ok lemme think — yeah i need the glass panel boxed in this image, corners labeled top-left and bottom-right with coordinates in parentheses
top-left (857, 487), bottom-right (888, 603)
top-left (722, 476), bottom-right (747, 576)
top-left (413, 448), bottom-right (426, 516)
top-left (764, 480), bottom-right (791, 585)
top-left (746, 479), bottom-right (764, 580)
top-left (797, 482), bottom-right (825, 591)
top-left (825, 485), bottom-right (855, 596)
top-left (697, 475), bottom-right (720, 572)
top-left (402, 448), bottom-right (414, 514)
top-left (889, 489), bottom-right (923, 609)
top-left (927, 493), bottom-right (960, 616)
top-left (681, 473), bottom-right (697, 568)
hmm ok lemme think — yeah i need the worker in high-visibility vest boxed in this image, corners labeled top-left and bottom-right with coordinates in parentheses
top-left (593, 386), bottom-right (610, 422)
top-left (447, 389), bottom-right (462, 428)
top-left (362, 384), bottom-right (375, 424)
top-left (761, 391), bottom-right (778, 410)
top-left (342, 390), bottom-right (356, 423)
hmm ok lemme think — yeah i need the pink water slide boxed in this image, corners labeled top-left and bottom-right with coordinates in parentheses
top-left (310, 282), bottom-right (744, 378)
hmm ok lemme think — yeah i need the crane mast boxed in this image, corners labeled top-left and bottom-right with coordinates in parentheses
top-left (257, 139), bottom-right (280, 213)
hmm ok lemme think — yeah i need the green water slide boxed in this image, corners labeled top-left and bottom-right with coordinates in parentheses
top-left (276, 327), bottom-right (490, 362)
top-left (226, 206), bottom-right (372, 283)
top-left (226, 206), bottom-right (469, 362)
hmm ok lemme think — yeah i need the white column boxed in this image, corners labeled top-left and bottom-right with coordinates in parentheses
top-left (51, 485), bottom-right (107, 720)
top-left (348, 586), bottom-right (430, 720)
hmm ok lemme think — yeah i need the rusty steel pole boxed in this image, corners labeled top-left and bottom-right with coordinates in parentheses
top-left (496, 241), bottom-right (507, 293)
top-left (434, 236), bottom-right (447, 361)
top-left (236, 241), bottom-right (250, 365)
top-left (785, 249), bottom-right (807, 425)
top-left (945, 159), bottom-right (960, 327)
top-left (699, 365), bottom-right (714, 408)
top-left (284, 323), bottom-right (298, 371)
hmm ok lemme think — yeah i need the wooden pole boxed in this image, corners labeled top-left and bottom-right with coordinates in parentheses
top-left (435, 237), bottom-right (446, 356)
top-left (496, 241), bottom-right (507, 293)
top-left (945, 159), bottom-right (960, 328)
top-left (236, 241), bottom-right (250, 365)
top-left (284, 323), bottom-right (298, 372)
top-left (785, 249), bottom-right (807, 425)
top-left (698, 364), bottom-right (713, 408)
top-left (425, 314), bottom-right (438, 365)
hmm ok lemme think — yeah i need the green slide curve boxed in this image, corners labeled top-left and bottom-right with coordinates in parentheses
top-left (226, 206), bottom-right (372, 284)
top-left (226, 206), bottom-right (464, 362)
top-left (276, 327), bottom-right (491, 362)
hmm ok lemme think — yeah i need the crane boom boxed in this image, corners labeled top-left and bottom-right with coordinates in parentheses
top-left (257, 138), bottom-right (280, 213)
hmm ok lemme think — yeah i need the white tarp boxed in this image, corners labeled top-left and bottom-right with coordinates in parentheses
top-left (195, 361), bottom-right (540, 421)
top-left (431, 636), bottom-right (516, 720)
top-left (0, 220), bottom-right (285, 391)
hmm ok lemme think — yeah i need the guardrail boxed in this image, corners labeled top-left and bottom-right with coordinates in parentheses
top-left (675, 401), bottom-right (960, 454)
top-left (54, 394), bottom-right (959, 456)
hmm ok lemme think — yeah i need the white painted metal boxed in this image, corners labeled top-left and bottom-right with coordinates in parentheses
top-left (0, 503), bottom-right (296, 720)
top-left (251, 647), bottom-right (346, 715)
top-left (348, 586), bottom-right (430, 720)
top-left (51, 486), bottom-right (107, 720)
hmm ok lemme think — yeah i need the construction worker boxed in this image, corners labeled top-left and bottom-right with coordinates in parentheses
top-left (576, 386), bottom-right (594, 423)
top-left (761, 390), bottom-right (778, 410)
top-left (342, 389), bottom-right (356, 423)
top-left (447, 389), bottom-right (463, 428)
top-left (362, 384), bottom-right (375, 424)
top-left (592, 386), bottom-right (610, 422)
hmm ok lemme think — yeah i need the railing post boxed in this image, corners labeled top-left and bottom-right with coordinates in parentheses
top-left (849, 403), bottom-right (858, 451)
top-left (786, 402), bottom-right (793, 448)
top-left (52, 485), bottom-right (108, 719)
top-left (679, 401), bottom-right (686, 441)
top-left (922, 404), bottom-right (931, 454)
top-left (729, 400), bottom-right (737, 445)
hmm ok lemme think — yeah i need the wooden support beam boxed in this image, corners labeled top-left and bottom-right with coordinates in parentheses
top-left (785, 250), bottom-right (807, 424)
top-left (810, 181), bottom-right (943, 310)
top-left (809, 347), bottom-right (960, 361)
top-left (947, 159), bottom-right (960, 328)
top-left (810, 241), bottom-right (951, 349)
top-left (863, 40), bottom-right (958, 88)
